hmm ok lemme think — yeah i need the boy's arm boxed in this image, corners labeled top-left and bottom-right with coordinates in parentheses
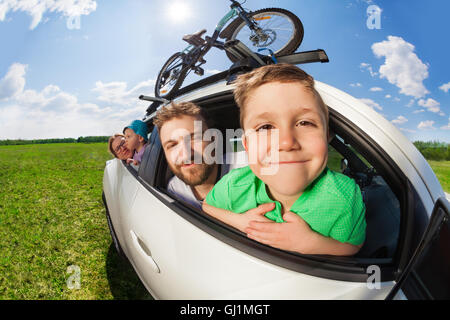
top-left (246, 212), bottom-right (362, 256)
top-left (202, 201), bottom-right (275, 233)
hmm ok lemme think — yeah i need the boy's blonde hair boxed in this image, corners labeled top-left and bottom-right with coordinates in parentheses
top-left (233, 63), bottom-right (328, 129)
top-left (153, 101), bottom-right (208, 132)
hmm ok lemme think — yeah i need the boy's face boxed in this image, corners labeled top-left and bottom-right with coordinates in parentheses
top-left (124, 128), bottom-right (144, 153)
top-left (242, 81), bottom-right (329, 198)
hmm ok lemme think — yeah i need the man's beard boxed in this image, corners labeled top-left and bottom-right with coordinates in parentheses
top-left (169, 160), bottom-right (216, 187)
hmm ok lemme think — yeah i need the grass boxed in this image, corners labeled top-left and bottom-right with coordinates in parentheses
top-left (0, 143), bottom-right (447, 299)
top-left (427, 160), bottom-right (450, 194)
top-left (0, 143), bottom-right (151, 299)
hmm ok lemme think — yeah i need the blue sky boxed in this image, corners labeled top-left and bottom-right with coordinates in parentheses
top-left (0, 0), bottom-right (449, 142)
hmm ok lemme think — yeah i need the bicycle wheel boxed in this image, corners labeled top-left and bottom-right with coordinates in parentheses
top-left (225, 8), bottom-right (304, 62)
top-left (155, 52), bottom-right (189, 99)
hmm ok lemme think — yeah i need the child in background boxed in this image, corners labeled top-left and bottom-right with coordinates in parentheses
top-left (123, 120), bottom-right (149, 165)
top-left (203, 64), bottom-right (366, 256)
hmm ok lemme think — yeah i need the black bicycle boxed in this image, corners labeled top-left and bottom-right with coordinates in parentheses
top-left (155, 0), bottom-right (304, 99)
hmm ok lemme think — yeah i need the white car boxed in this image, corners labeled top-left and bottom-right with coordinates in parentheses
top-left (102, 51), bottom-right (449, 300)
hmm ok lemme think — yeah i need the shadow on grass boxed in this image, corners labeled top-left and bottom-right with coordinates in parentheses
top-left (105, 243), bottom-right (154, 300)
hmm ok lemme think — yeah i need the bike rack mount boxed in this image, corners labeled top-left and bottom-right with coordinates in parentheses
top-left (141, 42), bottom-right (330, 119)
top-left (224, 39), bottom-right (329, 84)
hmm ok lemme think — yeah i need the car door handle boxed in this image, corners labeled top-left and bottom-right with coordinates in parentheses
top-left (130, 230), bottom-right (160, 273)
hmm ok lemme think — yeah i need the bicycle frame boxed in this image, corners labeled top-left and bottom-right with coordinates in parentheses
top-left (182, 1), bottom-right (253, 57)
top-left (167, 0), bottom-right (260, 85)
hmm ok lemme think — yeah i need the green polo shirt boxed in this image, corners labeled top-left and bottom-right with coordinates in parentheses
top-left (205, 166), bottom-right (366, 245)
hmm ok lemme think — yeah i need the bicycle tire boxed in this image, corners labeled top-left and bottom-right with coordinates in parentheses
top-left (155, 52), bottom-right (189, 99)
top-left (224, 8), bottom-right (304, 63)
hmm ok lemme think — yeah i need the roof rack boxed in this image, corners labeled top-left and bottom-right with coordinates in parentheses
top-left (141, 41), bottom-right (329, 119)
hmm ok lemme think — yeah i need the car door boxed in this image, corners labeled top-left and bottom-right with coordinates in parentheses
top-left (387, 197), bottom-right (450, 300)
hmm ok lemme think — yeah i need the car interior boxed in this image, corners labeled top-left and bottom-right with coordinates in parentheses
top-left (135, 91), bottom-right (404, 281)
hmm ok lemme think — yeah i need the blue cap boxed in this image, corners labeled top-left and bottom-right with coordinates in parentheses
top-left (123, 120), bottom-right (148, 142)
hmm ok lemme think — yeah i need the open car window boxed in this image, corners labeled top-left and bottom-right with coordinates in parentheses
top-left (136, 94), bottom-right (413, 282)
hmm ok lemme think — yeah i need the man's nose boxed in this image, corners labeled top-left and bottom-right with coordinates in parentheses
top-left (175, 140), bottom-right (192, 164)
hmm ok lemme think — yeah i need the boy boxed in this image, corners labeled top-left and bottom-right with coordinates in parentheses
top-left (203, 64), bottom-right (366, 256)
top-left (123, 119), bottom-right (149, 165)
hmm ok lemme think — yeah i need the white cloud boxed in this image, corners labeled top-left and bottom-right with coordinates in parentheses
top-left (0, 63), bottom-right (27, 100)
top-left (417, 98), bottom-right (441, 113)
top-left (391, 115), bottom-right (408, 124)
top-left (360, 63), bottom-right (377, 77)
top-left (370, 87), bottom-right (383, 92)
top-left (372, 36), bottom-right (429, 99)
top-left (0, 62), bottom-right (148, 139)
top-left (413, 109), bottom-right (425, 114)
top-left (92, 79), bottom-right (155, 107)
top-left (441, 118), bottom-right (450, 130)
top-left (439, 82), bottom-right (450, 93)
top-left (406, 99), bottom-right (415, 107)
top-left (417, 120), bottom-right (435, 130)
top-left (0, 0), bottom-right (97, 29)
top-left (359, 98), bottom-right (383, 111)
top-left (400, 127), bottom-right (416, 133)
top-left (385, 94), bottom-right (391, 98)
top-left (350, 82), bottom-right (362, 87)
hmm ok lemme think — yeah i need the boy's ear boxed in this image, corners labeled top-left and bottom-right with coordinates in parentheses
top-left (241, 133), bottom-right (248, 152)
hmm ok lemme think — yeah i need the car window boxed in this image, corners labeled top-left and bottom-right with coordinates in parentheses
top-left (327, 133), bottom-right (401, 259)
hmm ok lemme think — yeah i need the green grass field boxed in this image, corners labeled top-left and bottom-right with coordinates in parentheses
top-left (0, 143), bottom-right (448, 300)
top-left (427, 160), bottom-right (450, 194)
top-left (0, 143), bottom-right (151, 299)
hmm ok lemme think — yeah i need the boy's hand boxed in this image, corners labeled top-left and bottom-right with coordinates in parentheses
top-left (234, 203), bottom-right (275, 233)
top-left (245, 211), bottom-right (316, 254)
top-left (246, 212), bottom-right (363, 256)
top-left (202, 202), bottom-right (275, 234)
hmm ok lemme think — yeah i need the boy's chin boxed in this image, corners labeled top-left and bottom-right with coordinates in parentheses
top-left (268, 183), bottom-right (309, 198)
top-left (256, 170), bottom-right (317, 198)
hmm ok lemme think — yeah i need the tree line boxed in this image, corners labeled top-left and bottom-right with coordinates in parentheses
top-left (0, 137), bottom-right (448, 161)
top-left (413, 141), bottom-right (449, 161)
top-left (0, 136), bottom-right (109, 145)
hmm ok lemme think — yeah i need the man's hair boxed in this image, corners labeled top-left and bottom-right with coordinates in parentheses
top-left (153, 101), bottom-right (209, 131)
top-left (233, 63), bottom-right (328, 129)
top-left (108, 133), bottom-right (124, 158)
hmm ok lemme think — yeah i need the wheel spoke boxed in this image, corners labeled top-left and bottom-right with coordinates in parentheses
top-left (232, 11), bottom-right (297, 54)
